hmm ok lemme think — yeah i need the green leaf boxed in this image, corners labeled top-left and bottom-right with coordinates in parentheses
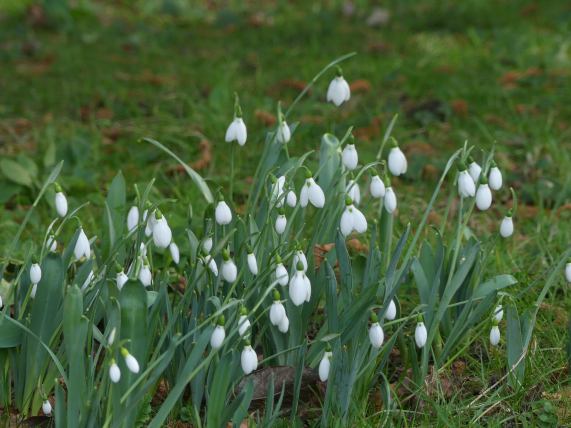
top-left (506, 304), bottom-right (525, 389)
top-left (472, 274), bottom-right (517, 300)
top-left (0, 158), bottom-right (34, 187)
top-left (103, 171), bottom-right (126, 258)
top-left (0, 316), bottom-right (22, 348)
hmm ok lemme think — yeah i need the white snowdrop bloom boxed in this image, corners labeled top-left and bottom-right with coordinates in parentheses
top-left (152, 213), bottom-right (172, 248)
top-left (493, 305), bottom-right (504, 323)
top-left (566, 262), bottom-right (571, 283)
top-left (340, 197), bottom-right (367, 237)
top-left (30, 283), bottom-right (37, 299)
top-left (47, 235), bottom-right (57, 252)
top-left (215, 200), bottom-right (232, 225)
top-left (500, 213), bottom-right (514, 238)
top-left (238, 309), bottom-right (251, 337)
top-left (109, 360), bottom-right (121, 383)
top-left (278, 315), bottom-right (289, 333)
top-left (270, 291), bottom-right (286, 326)
top-left (300, 175), bottom-right (325, 208)
top-left (346, 179), bottom-right (361, 205)
top-left (286, 190), bottom-right (297, 207)
top-left (42, 399), bottom-right (52, 416)
top-left (458, 163), bottom-right (476, 198)
top-left (145, 209), bottom-right (158, 237)
top-left (108, 327), bottom-right (117, 346)
top-left (169, 242), bottom-right (180, 265)
top-left (289, 265), bottom-right (308, 306)
top-left (121, 348), bottom-right (140, 374)
top-left (55, 192), bottom-right (68, 218)
top-left (30, 263), bottom-right (41, 284)
top-left (127, 206), bottom-right (139, 232)
top-left (202, 237), bottom-right (213, 253)
top-left (468, 158), bottom-right (482, 183)
top-left (275, 213), bottom-right (287, 235)
top-left (271, 175), bottom-right (286, 208)
top-left (318, 350), bottom-right (332, 382)
top-left (304, 274), bottom-right (311, 302)
top-left (203, 255), bottom-right (218, 276)
top-left (74, 228), bottom-right (91, 260)
top-left (247, 252), bottom-right (258, 276)
top-left (221, 251), bottom-right (237, 283)
top-left (81, 270), bottom-right (94, 291)
top-left (342, 143), bottom-right (358, 170)
top-left (116, 270), bottom-right (128, 291)
top-left (292, 250), bottom-right (308, 273)
top-left (475, 181), bottom-right (493, 211)
top-left (276, 119), bottom-right (291, 144)
top-left (369, 317), bottom-right (384, 349)
top-left (210, 317), bottom-right (226, 349)
top-left (384, 186), bottom-right (397, 214)
top-left (275, 261), bottom-right (289, 286)
top-left (225, 117), bottom-right (247, 146)
top-left (490, 325), bottom-right (501, 346)
top-left (385, 299), bottom-right (397, 321)
top-left (415, 321), bottom-right (427, 348)
top-left (388, 142), bottom-right (407, 176)
top-left (241, 344), bottom-right (258, 375)
top-left (370, 174), bottom-right (385, 198)
top-left (139, 262), bottom-right (152, 287)
top-left (326, 69), bottom-right (351, 106)
top-left (488, 162), bottom-right (503, 191)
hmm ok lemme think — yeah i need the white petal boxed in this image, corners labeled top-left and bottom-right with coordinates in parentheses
top-left (415, 322), bottom-right (427, 348)
top-left (152, 217), bottom-right (172, 248)
top-left (385, 300), bottom-right (397, 320)
top-left (493, 305), bottom-right (503, 322)
top-left (384, 187), bottom-right (397, 213)
top-left (116, 271), bottom-right (128, 290)
top-left (500, 216), bottom-right (514, 238)
top-left (304, 274), bottom-right (311, 302)
top-left (139, 266), bottom-right (152, 287)
top-left (340, 209), bottom-right (354, 237)
top-left (271, 176), bottom-right (286, 208)
top-left (276, 263), bottom-right (289, 286)
top-left (292, 251), bottom-right (308, 272)
top-left (388, 147), bottom-right (407, 176)
top-left (278, 315), bottom-right (289, 333)
top-left (318, 355), bottom-right (330, 382)
top-left (300, 183), bottom-right (309, 207)
top-left (286, 190), bottom-right (297, 207)
top-left (308, 179), bottom-right (325, 208)
top-left (238, 315), bottom-right (251, 337)
top-left (202, 237), bottom-right (213, 253)
top-left (277, 122), bottom-right (291, 144)
top-left (369, 323), bottom-right (384, 348)
top-left (458, 171), bottom-right (476, 198)
top-left (475, 184), bottom-right (492, 211)
top-left (125, 354), bottom-right (140, 373)
top-left (42, 400), bottom-right (52, 416)
top-left (289, 273), bottom-right (306, 306)
top-left (215, 201), bottom-right (232, 225)
top-left (169, 242), bottom-right (180, 264)
top-left (225, 121), bottom-right (237, 142)
top-left (30, 263), bottom-right (42, 284)
top-left (488, 167), bottom-right (503, 190)
top-left (275, 215), bottom-right (287, 234)
top-left (352, 207), bottom-right (367, 233)
top-left (346, 180), bottom-right (361, 205)
top-left (490, 326), bottom-right (500, 346)
top-left (210, 325), bottom-right (225, 349)
top-left (468, 162), bottom-right (482, 183)
top-left (566, 263), bottom-right (571, 283)
top-left (127, 206), bottom-right (139, 232)
top-left (247, 253), bottom-right (258, 275)
top-left (342, 144), bottom-right (358, 170)
top-left (109, 363), bottom-right (121, 383)
top-left (235, 118), bottom-right (247, 146)
top-left (55, 192), bottom-right (68, 217)
top-left (221, 260), bottom-right (237, 282)
top-left (270, 302), bottom-right (286, 325)
top-left (370, 176), bottom-right (385, 198)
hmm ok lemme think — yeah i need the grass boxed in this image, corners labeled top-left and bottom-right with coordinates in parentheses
top-left (1, 0), bottom-right (570, 425)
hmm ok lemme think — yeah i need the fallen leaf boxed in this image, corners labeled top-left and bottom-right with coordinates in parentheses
top-left (349, 79), bottom-right (372, 93)
top-left (254, 109), bottom-right (276, 126)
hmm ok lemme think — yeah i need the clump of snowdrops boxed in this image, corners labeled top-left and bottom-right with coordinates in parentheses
top-left (1, 55), bottom-right (568, 427)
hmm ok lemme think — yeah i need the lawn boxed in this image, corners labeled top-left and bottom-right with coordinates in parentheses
top-left (0, 0), bottom-right (570, 426)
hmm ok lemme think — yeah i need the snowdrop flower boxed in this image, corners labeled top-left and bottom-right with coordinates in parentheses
top-left (109, 359), bottom-right (121, 383)
top-left (346, 178), bottom-right (361, 205)
top-left (275, 210), bottom-right (287, 235)
top-left (144, 208), bottom-right (157, 237)
top-left (342, 138), bottom-right (358, 170)
top-left (169, 242), bottom-right (180, 264)
top-left (81, 270), bottom-right (94, 291)
top-left (566, 261), bottom-right (571, 283)
top-left (30, 261), bottom-right (42, 284)
top-left (493, 304), bottom-right (503, 323)
top-left (300, 170), bottom-right (325, 208)
top-left (500, 211), bottom-right (514, 238)
top-left (121, 348), bottom-right (140, 373)
top-left (107, 327), bottom-right (117, 346)
top-left (292, 248), bottom-right (308, 273)
top-left (138, 259), bottom-right (152, 287)
top-left (488, 161), bottom-right (503, 191)
top-left (368, 313), bottom-right (384, 349)
top-left (370, 173), bottom-right (385, 198)
top-left (319, 346), bottom-right (332, 382)
top-left (278, 315), bottom-right (289, 333)
top-left (247, 250), bottom-right (258, 275)
top-left (54, 183), bottom-right (68, 217)
top-left (221, 249), bottom-right (237, 283)
top-left (241, 341), bottom-right (258, 375)
top-left (74, 228), bottom-right (91, 260)
top-left (384, 179), bottom-right (397, 214)
top-left (275, 256), bottom-right (289, 286)
top-left (202, 236), bottom-right (213, 253)
top-left (225, 95), bottom-right (247, 146)
top-left (238, 307), bottom-right (251, 337)
top-left (30, 283), bottom-right (37, 299)
top-left (457, 161), bottom-right (476, 198)
top-left (210, 316), bottom-right (226, 349)
top-left (468, 157), bottom-right (482, 183)
top-left (116, 265), bottom-right (129, 291)
top-left (152, 211), bottom-right (172, 248)
top-left (385, 299), bottom-right (397, 321)
top-left (415, 316), bottom-right (427, 348)
top-left (475, 176), bottom-right (492, 211)
top-left (42, 399), bottom-right (52, 416)
top-left (269, 290), bottom-right (286, 326)
top-left (286, 190), bottom-right (297, 207)
top-left (326, 66), bottom-right (351, 106)
top-left (203, 254), bottom-right (218, 276)
top-left (340, 196), bottom-right (367, 237)
top-left (127, 205), bottom-right (139, 232)
top-left (46, 235), bottom-right (57, 252)
top-left (490, 322), bottom-right (500, 346)
top-left (388, 139), bottom-right (407, 176)
top-left (271, 175), bottom-right (286, 208)
top-left (276, 116), bottom-right (291, 144)
top-left (289, 262), bottom-right (309, 306)
top-left (215, 197), bottom-right (232, 225)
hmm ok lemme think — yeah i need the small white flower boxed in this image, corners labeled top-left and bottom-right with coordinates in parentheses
top-left (278, 315), bottom-right (289, 333)
top-left (493, 305), bottom-right (503, 323)
top-left (145, 209), bottom-right (157, 237)
top-left (275, 261), bottom-right (289, 286)
top-left (127, 206), bottom-right (139, 232)
top-left (318, 351), bottom-right (332, 382)
top-left (270, 292), bottom-right (286, 326)
top-left (276, 120), bottom-right (291, 144)
top-left (169, 242), bottom-right (180, 264)
top-left (384, 186), bottom-right (397, 214)
top-left (42, 399), bottom-right (52, 416)
top-left (202, 237), bottom-right (213, 253)
top-left (275, 213), bottom-right (287, 235)
top-left (210, 319), bottom-right (226, 349)
top-left (121, 348), bottom-right (140, 373)
top-left (475, 182), bottom-right (492, 211)
top-left (490, 325), bottom-right (500, 346)
top-left (109, 360), bottom-right (121, 383)
top-left (292, 250), bottom-right (308, 273)
top-left (500, 214), bottom-right (514, 238)
top-left (458, 165), bottom-right (476, 198)
top-left (340, 198), bottom-right (367, 237)
top-left (385, 299), bottom-right (397, 321)
top-left (370, 174), bottom-right (385, 198)
top-left (152, 213), bottom-right (172, 248)
top-left (203, 255), bottom-right (218, 276)
top-left (488, 163), bottom-right (503, 190)
top-left (47, 235), bottom-right (57, 252)
top-left (369, 322), bottom-right (384, 349)
top-left (238, 312), bottom-right (251, 337)
top-left (55, 192), bottom-right (68, 218)
top-left (108, 327), bottom-right (117, 346)
top-left (342, 143), bottom-right (358, 170)
top-left (300, 176), bottom-right (325, 208)
top-left (468, 159), bottom-right (482, 183)
top-left (326, 70), bottom-right (351, 106)
top-left (30, 283), bottom-right (37, 299)
top-left (225, 117), bottom-right (247, 146)
top-left (415, 321), bottom-right (427, 348)
top-left (289, 266), bottom-right (308, 306)
top-left (388, 142), bottom-right (407, 176)
top-left (81, 270), bottom-right (94, 291)
top-left (74, 228), bottom-right (91, 260)
top-left (139, 262), bottom-right (152, 287)
top-left (116, 270), bottom-right (128, 291)
top-left (565, 262), bottom-right (571, 284)
top-left (221, 251), bottom-right (237, 283)
top-left (271, 176), bottom-right (286, 208)
top-left (286, 190), bottom-right (297, 207)
top-left (346, 179), bottom-right (361, 205)
top-left (247, 252), bottom-right (258, 276)
top-left (215, 200), bottom-right (232, 225)
top-left (241, 344), bottom-right (258, 375)
top-left (30, 263), bottom-right (42, 284)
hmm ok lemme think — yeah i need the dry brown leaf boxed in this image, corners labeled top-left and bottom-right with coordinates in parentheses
top-left (255, 109), bottom-right (276, 126)
top-left (349, 79), bottom-right (372, 93)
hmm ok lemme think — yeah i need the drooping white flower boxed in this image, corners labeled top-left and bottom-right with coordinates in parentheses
top-left (289, 263), bottom-right (308, 306)
top-left (292, 249), bottom-right (308, 273)
top-left (247, 252), bottom-right (258, 276)
top-left (30, 262), bottom-right (42, 284)
top-left (566, 262), bottom-right (571, 283)
top-left (370, 174), bottom-right (385, 198)
top-left (384, 186), bottom-right (397, 214)
top-left (221, 250), bottom-right (237, 283)
top-left (203, 254), bottom-right (218, 276)
top-left (271, 175), bottom-right (286, 208)
top-left (415, 320), bottom-right (427, 348)
top-left (340, 197), bottom-right (367, 237)
top-left (138, 261), bottom-right (152, 287)
top-left (490, 325), bottom-right (500, 346)
top-left (286, 190), bottom-right (297, 207)
top-left (275, 213), bottom-right (287, 235)
top-left (388, 140), bottom-right (407, 176)
top-left (300, 173), bottom-right (325, 208)
top-left (225, 117), bottom-right (247, 146)
top-left (493, 304), bottom-right (503, 323)
top-left (326, 68), bottom-right (351, 106)
top-left (346, 179), bottom-right (361, 205)
top-left (475, 179), bottom-right (492, 211)
top-left (152, 212), bottom-right (172, 248)
top-left (202, 236), bottom-right (213, 253)
top-left (46, 235), bottom-right (57, 252)
top-left (488, 162), bottom-right (503, 191)
top-left (169, 242), bottom-right (180, 264)
top-left (457, 162), bottom-right (476, 198)
top-left (270, 291), bottom-right (286, 326)
top-left (108, 327), bottom-right (117, 346)
top-left (369, 313), bottom-right (384, 348)
top-left (238, 308), bottom-right (251, 337)
top-left (144, 209), bottom-right (158, 237)
top-left (215, 199), bottom-right (232, 225)
top-left (81, 270), bottom-right (94, 291)
top-left (468, 158), bottom-right (482, 183)
top-left (210, 317), bottom-right (226, 349)
top-left (500, 213), bottom-right (514, 238)
top-left (42, 399), bottom-right (52, 416)
top-left (318, 349), bottom-right (332, 382)
top-left (116, 269), bottom-right (128, 291)
top-left (342, 142), bottom-right (358, 170)
top-left (275, 259), bottom-right (289, 286)
top-left (121, 348), bottom-right (140, 373)
top-left (241, 343), bottom-right (258, 375)
top-left (109, 360), bottom-right (121, 383)
top-left (127, 206), bottom-right (139, 232)
top-left (74, 228), bottom-right (91, 260)
top-left (278, 315), bottom-right (289, 333)
top-left (55, 192), bottom-right (68, 218)
top-left (385, 299), bottom-right (397, 321)
top-left (30, 283), bottom-right (37, 299)
top-left (276, 119), bottom-right (291, 144)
